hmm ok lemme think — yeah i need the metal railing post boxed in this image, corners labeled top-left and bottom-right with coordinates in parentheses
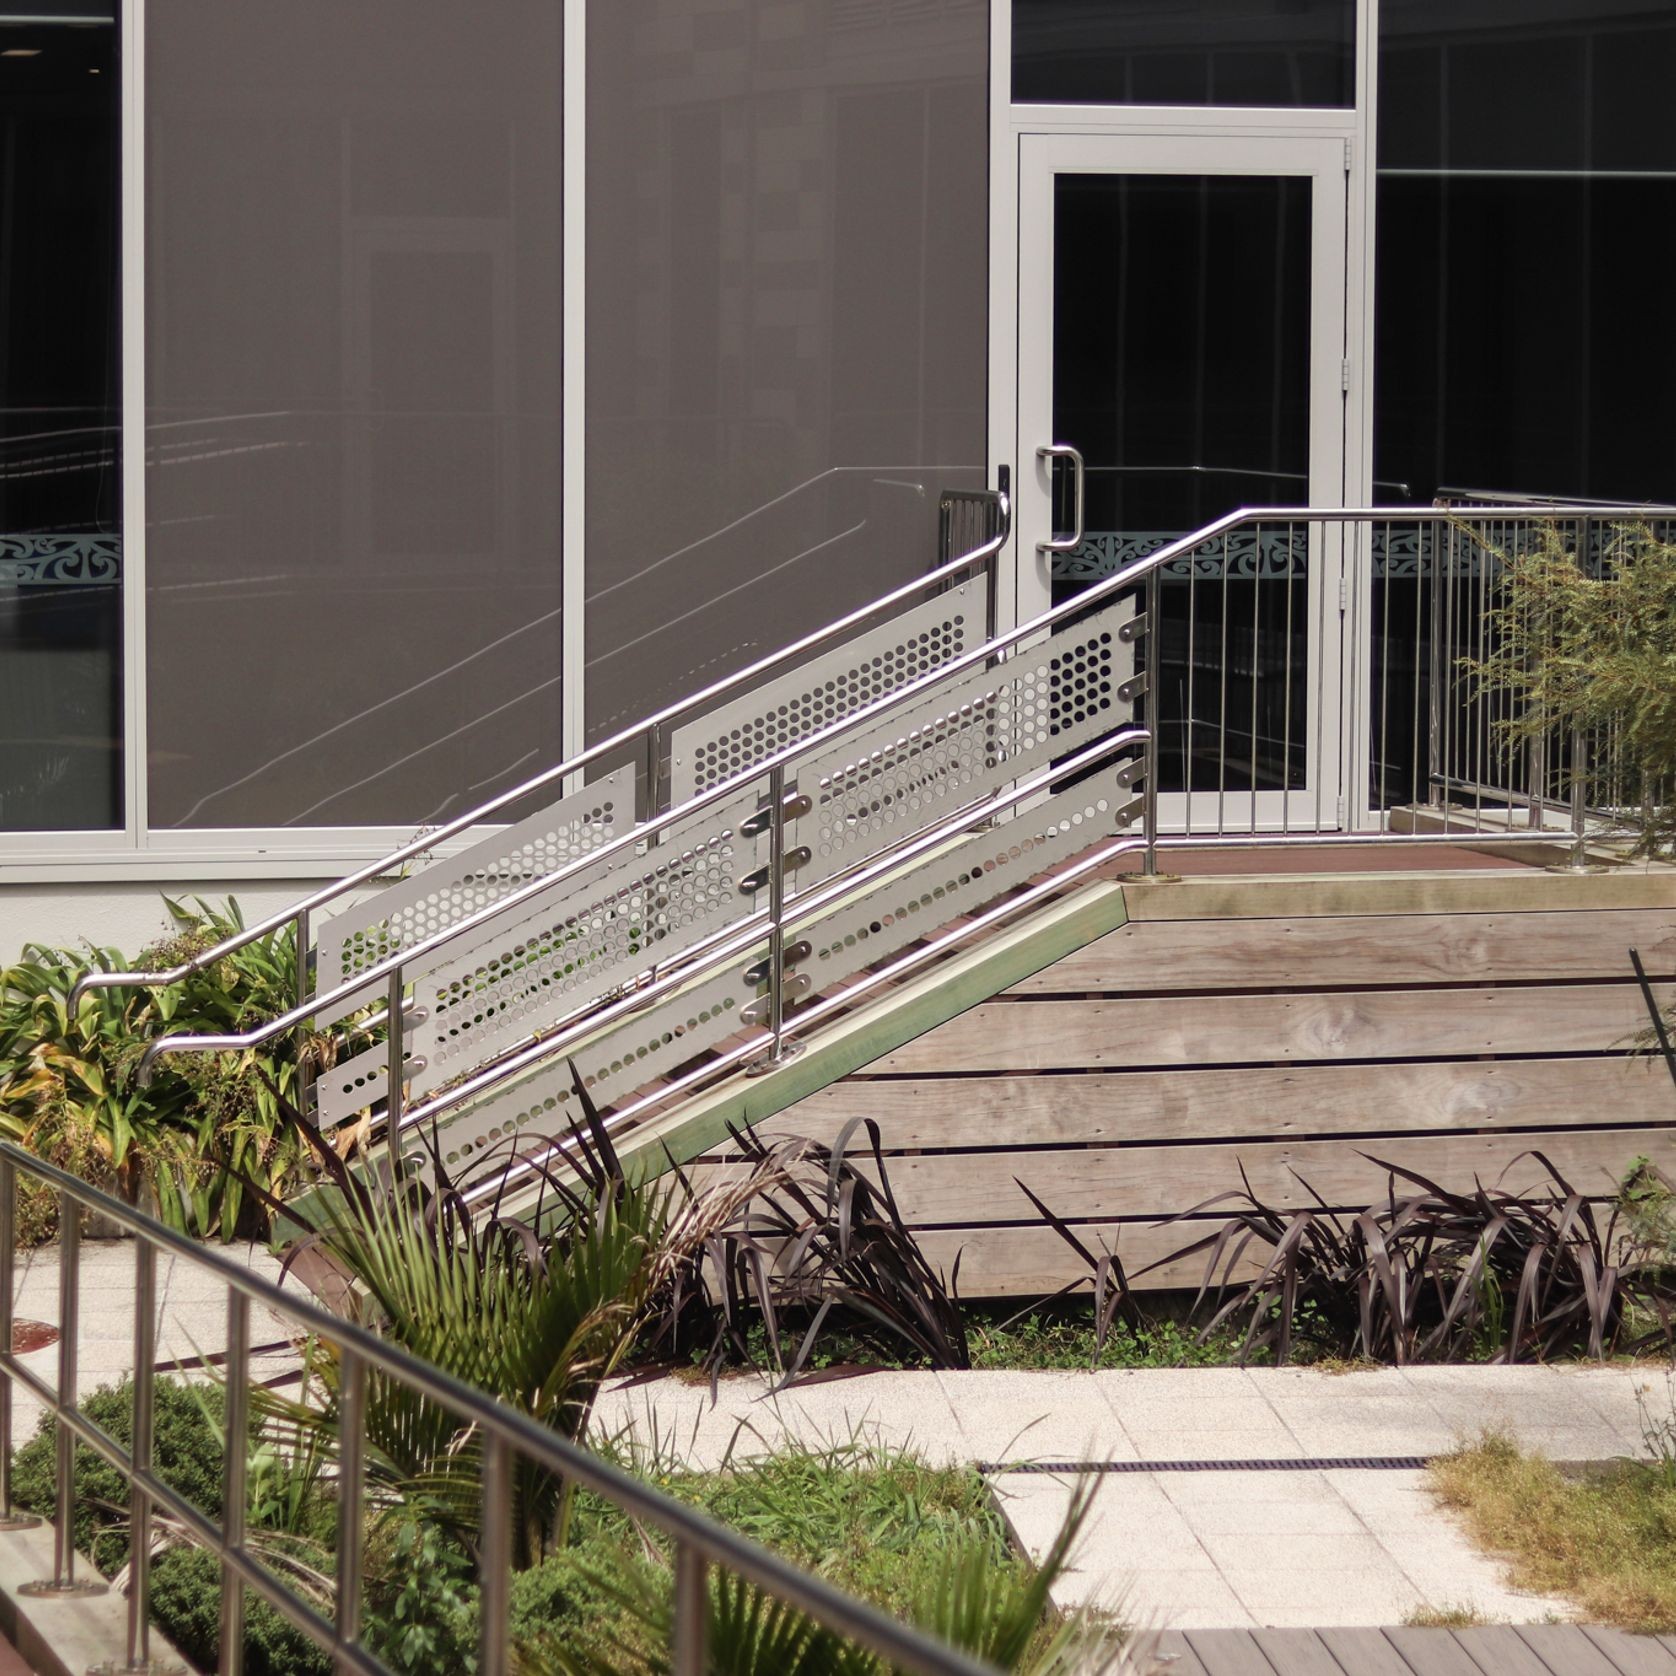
top-left (219, 1291), bottom-right (250, 1676)
top-left (334, 1350), bottom-right (366, 1670)
top-left (385, 967), bottom-right (405, 1180)
top-left (1427, 515), bottom-right (1447, 806)
top-left (479, 1435), bottom-right (512, 1675)
top-left (673, 1544), bottom-right (709, 1676)
top-left (22, 1196), bottom-right (105, 1597)
top-left (1142, 566), bottom-right (1162, 876)
top-left (0, 1156), bottom-right (40, 1532)
top-left (294, 910), bottom-right (314, 1127)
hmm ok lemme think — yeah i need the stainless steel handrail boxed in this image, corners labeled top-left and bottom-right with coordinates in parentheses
top-left (126, 500), bottom-right (1655, 1084)
top-left (69, 487), bottom-right (1012, 1012)
top-left (0, 1142), bottom-right (999, 1676)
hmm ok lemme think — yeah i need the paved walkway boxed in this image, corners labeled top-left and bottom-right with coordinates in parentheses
top-left (7, 1237), bottom-right (296, 1444)
top-left (594, 1363), bottom-right (1670, 1631)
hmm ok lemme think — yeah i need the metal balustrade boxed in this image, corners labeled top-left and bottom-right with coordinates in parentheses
top-left (68, 491), bottom-right (1676, 1203)
top-left (0, 1142), bottom-right (999, 1676)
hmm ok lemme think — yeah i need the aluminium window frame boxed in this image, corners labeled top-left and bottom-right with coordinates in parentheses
top-left (0, 0), bottom-right (590, 883)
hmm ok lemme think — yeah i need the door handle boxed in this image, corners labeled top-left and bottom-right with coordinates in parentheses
top-left (1035, 443), bottom-right (1085, 555)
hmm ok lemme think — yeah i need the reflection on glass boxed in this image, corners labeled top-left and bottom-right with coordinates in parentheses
top-left (145, 3), bottom-right (564, 829)
top-left (0, 16), bottom-right (121, 832)
top-left (1371, 1), bottom-right (1676, 814)
top-left (585, 4), bottom-right (988, 743)
top-left (1052, 173), bottom-right (1313, 793)
top-left (1014, 0), bottom-right (1354, 108)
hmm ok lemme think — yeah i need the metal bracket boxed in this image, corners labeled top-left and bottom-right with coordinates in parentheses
top-left (742, 974), bottom-right (812, 1026)
top-left (1114, 796), bottom-right (1147, 830)
top-left (741, 791), bottom-right (812, 838)
top-left (1116, 673), bottom-right (1148, 703)
top-left (737, 848), bottom-right (812, 896)
top-left (1118, 612), bottom-right (1148, 643)
top-left (1115, 761), bottom-right (1144, 790)
top-left (744, 941), bottom-right (811, 987)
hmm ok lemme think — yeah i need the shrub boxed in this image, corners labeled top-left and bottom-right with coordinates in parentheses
top-left (0, 896), bottom-right (312, 1241)
top-left (1465, 521), bottom-right (1676, 856)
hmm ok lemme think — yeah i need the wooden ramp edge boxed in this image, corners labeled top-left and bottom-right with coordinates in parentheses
top-left (612, 877), bottom-right (1130, 1176)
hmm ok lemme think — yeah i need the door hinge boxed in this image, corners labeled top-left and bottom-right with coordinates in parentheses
top-left (1338, 575), bottom-right (1348, 613)
top-left (1336, 794), bottom-right (1347, 828)
top-left (1341, 358), bottom-right (1352, 393)
top-left (1344, 138), bottom-right (1353, 173)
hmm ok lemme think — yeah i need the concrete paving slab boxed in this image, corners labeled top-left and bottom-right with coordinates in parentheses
top-left (1158, 1472), bottom-right (1368, 1536)
top-left (1217, 1564), bottom-right (1428, 1629)
top-left (936, 1370), bottom-right (1130, 1464)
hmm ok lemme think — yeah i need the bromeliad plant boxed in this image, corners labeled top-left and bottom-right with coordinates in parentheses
top-left (0, 897), bottom-right (312, 1241)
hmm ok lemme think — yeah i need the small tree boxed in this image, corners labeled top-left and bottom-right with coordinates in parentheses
top-left (1465, 521), bottom-right (1676, 856)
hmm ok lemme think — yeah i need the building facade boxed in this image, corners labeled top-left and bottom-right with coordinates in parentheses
top-left (2, 0), bottom-right (1673, 951)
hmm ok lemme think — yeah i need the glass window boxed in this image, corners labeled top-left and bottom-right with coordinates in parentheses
top-left (1013, 0), bottom-right (1355, 108)
top-left (0, 10), bottom-right (121, 832)
top-left (584, 2), bottom-right (988, 743)
top-left (1374, 0), bottom-right (1676, 504)
top-left (144, 2), bottom-right (564, 830)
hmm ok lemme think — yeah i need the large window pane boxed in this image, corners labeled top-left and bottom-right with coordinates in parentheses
top-left (145, 3), bottom-right (563, 830)
top-left (1013, 0), bottom-right (1354, 108)
top-left (585, 3), bottom-right (987, 743)
top-left (0, 12), bottom-right (121, 832)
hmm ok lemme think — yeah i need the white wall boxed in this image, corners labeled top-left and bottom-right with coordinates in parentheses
top-left (2, 879), bottom-right (318, 963)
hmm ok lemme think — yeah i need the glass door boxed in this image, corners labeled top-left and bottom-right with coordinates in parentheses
top-left (1017, 133), bottom-right (1349, 832)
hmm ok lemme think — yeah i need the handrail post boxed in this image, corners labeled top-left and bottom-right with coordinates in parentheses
top-left (673, 1544), bottom-right (708, 1676)
top-left (0, 1158), bottom-right (37, 1532)
top-left (385, 967), bottom-right (405, 1181)
top-left (294, 910), bottom-right (314, 1127)
top-left (747, 766), bottom-right (804, 1074)
top-left (1142, 565), bottom-right (1162, 877)
top-left (22, 1196), bottom-right (105, 1597)
top-left (334, 1349), bottom-right (366, 1669)
top-left (479, 1435), bottom-right (512, 1675)
top-left (1557, 516), bottom-right (1596, 872)
top-left (219, 1291), bottom-right (250, 1676)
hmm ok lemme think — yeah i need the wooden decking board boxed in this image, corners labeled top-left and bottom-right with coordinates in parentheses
top-left (1161, 1632), bottom-right (1676, 1676)
top-left (1313, 1628), bottom-right (1417, 1675)
top-left (1007, 909), bottom-right (1676, 996)
top-left (1511, 1626), bottom-right (1623, 1676)
top-left (736, 1127), bottom-right (1662, 1229)
top-left (1119, 870), bottom-right (1676, 923)
top-left (870, 984), bottom-right (1676, 1076)
top-left (1185, 1627), bottom-right (1286, 1675)
top-left (1580, 1629), bottom-right (1676, 1676)
top-left (1449, 1626), bottom-right (1557, 1676)
top-left (778, 1058), bottom-right (1668, 1152)
top-left (1385, 1629), bottom-right (1491, 1676)
top-left (1248, 1628), bottom-right (1352, 1676)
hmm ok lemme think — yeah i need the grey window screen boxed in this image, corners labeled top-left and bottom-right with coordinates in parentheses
top-left (144, 2), bottom-right (565, 830)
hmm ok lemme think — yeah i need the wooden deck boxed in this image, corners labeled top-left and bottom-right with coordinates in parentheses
top-left (734, 865), bottom-right (1676, 1295)
top-left (1157, 1625), bottom-right (1676, 1676)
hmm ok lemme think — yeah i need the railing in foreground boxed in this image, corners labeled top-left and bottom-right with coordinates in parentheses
top-left (0, 1142), bottom-right (997, 1676)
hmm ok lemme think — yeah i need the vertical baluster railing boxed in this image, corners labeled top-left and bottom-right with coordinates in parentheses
top-left (0, 1157), bottom-right (39, 1534)
top-left (125, 1237), bottom-right (163, 1672)
top-left (22, 1197), bottom-right (105, 1599)
top-left (479, 1435), bottom-right (512, 1674)
top-left (335, 1349), bottom-right (367, 1672)
top-left (1142, 565), bottom-right (1162, 874)
top-left (219, 1291), bottom-right (250, 1676)
top-left (673, 1544), bottom-right (709, 1676)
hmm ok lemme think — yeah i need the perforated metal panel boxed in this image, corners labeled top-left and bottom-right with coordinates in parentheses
top-left (788, 595), bottom-right (1135, 890)
top-left (789, 760), bottom-right (1136, 1008)
top-left (403, 956), bottom-right (762, 1179)
top-left (312, 769), bottom-right (632, 1025)
top-left (315, 786), bottom-right (766, 1128)
top-left (667, 581), bottom-right (989, 803)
